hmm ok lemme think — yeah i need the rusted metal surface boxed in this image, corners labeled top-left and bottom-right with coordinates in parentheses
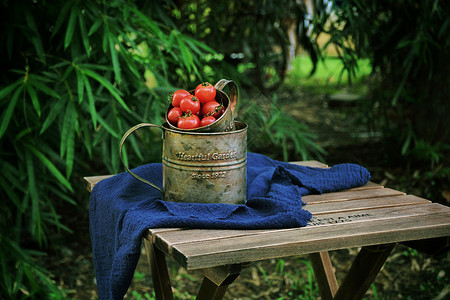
top-left (162, 121), bottom-right (247, 204)
top-left (120, 121), bottom-right (247, 204)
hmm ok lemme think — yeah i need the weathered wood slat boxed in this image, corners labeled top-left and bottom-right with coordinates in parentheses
top-left (84, 175), bottom-right (113, 192)
top-left (307, 194), bottom-right (430, 215)
top-left (154, 203), bottom-right (448, 258)
top-left (303, 187), bottom-right (405, 204)
top-left (154, 197), bottom-right (433, 255)
top-left (171, 211), bottom-right (450, 270)
top-left (146, 228), bottom-right (185, 242)
top-left (348, 181), bottom-right (382, 190)
top-left (290, 161), bottom-right (328, 168)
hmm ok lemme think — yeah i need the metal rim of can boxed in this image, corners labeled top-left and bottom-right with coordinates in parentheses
top-left (161, 120), bottom-right (247, 136)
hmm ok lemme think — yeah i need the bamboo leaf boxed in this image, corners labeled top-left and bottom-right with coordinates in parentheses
top-left (78, 14), bottom-right (91, 57)
top-left (121, 142), bottom-right (128, 171)
top-left (131, 7), bottom-right (164, 38)
top-left (110, 136), bottom-right (119, 173)
top-left (65, 104), bottom-right (76, 178)
top-left (117, 43), bottom-right (140, 79)
top-left (49, 61), bottom-right (71, 70)
top-left (76, 69), bottom-right (84, 103)
top-left (96, 114), bottom-right (120, 139)
top-left (65, 8), bottom-right (78, 50)
top-left (26, 151), bottom-right (42, 244)
top-left (1, 253), bottom-right (12, 296)
top-left (40, 97), bottom-right (65, 134)
top-left (43, 208), bottom-right (73, 233)
top-left (80, 117), bottom-right (92, 157)
top-left (78, 63), bottom-right (113, 71)
top-left (29, 78), bottom-right (60, 99)
top-left (129, 134), bottom-right (144, 162)
top-left (52, 0), bottom-right (74, 37)
top-left (83, 68), bottom-right (130, 112)
top-left (26, 144), bottom-right (73, 192)
top-left (24, 6), bottom-right (45, 63)
top-left (184, 35), bottom-right (217, 55)
top-left (15, 127), bottom-right (32, 142)
top-left (0, 176), bottom-right (23, 212)
top-left (402, 128), bottom-right (413, 155)
top-left (88, 18), bottom-right (102, 36)
top-left (26, 84), bottom-right (41, 117)
top-left (13, 262), bottom-right (24, 295)
top-left (0, 78), bottom-right (22, 100)
top-left (60, 65), bottom-right (74, 82)
top-left (83, 74), bottom-right (97, 127)
top-left (109, 33), bottom-right (122, 84)
top-left (102, 25), bottom-right (109, 53)
top-left (28, 73), bottom-right (55, 83)
top-left (60, 102), bottom-right (74, 158)
top-left (0, 85), bottom-right (23, 139)
top-left (176, 34), bottom-right (193, 72)
top-left (50, 186), bottom-right (77, 206)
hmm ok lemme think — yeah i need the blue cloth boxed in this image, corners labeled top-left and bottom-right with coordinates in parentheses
top-left (89, 153), bottom-right (370, 299)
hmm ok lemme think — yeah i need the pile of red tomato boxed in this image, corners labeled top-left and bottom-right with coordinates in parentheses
top-left (167, 82), bottom-right (225, 129)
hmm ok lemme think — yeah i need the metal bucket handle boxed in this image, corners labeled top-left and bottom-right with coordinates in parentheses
top-left (214, 79), bottom-right (238, 113)
top-left (119, 123), bottom-right (163, 196)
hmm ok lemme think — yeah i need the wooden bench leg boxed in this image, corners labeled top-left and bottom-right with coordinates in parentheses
top-left (310, 251), bottom-right (338, 300)
top-left (333, 243), bottom-right (396, 300)
top-left (196, 264), bottom-right (242, 300)
top-left (144, 239), bottom-right (173, 300)
top-left (196, 277), bottom-right (230, 300)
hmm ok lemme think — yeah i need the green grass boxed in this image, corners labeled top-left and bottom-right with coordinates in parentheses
top-left (285, 55), bottom-right (372, 95)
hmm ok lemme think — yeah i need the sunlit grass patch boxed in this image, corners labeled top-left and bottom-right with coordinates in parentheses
top-left (285, 55), bottom-right (372, 95)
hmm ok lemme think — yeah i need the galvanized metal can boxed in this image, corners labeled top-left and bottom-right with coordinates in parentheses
top-left (120, 121), bottom-right (247, 204)
top-left (165, 79), bottom-right (238, 132)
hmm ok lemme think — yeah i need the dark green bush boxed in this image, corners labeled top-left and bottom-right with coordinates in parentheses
top-left (0, 0), bottom-right (216, 297)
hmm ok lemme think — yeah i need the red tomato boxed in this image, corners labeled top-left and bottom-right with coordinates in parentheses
top-left (167, 107), bottom-right (183, 125)
top-left (180, 95), bottom-right (201, 115)
top-left (177, 114), bottom-right (200, 129)
top-left (200, 116), bottom-right (216, 127)
top-left (195, 82), bottom-right (216, 104)
top-left (171, 89), bottom-right (191, 107)
top-left (201, 100), bottom-right (223, 118)
top-left (195, 109), bottom-right (202, 119)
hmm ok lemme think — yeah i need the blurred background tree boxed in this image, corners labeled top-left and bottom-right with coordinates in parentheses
top-left (313, 0), bottom-right (450, 167)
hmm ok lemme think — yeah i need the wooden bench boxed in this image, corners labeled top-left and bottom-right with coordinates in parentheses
top-left (84, 161), bottom-right (450, 300)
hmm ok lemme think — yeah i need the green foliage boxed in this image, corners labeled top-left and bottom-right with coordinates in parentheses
top-left (313, 0), bottom-right (450, 166)
top-left (0, 0), bottom-right (215, 297)
top-left (240, 95), bottom-right (326, 162)
top-left (172, 0), bottom-right (320, 93)
top-left (0, 233), bottom-right (66, 300)
top-left (130, 290), bottom-right (155, 300)
top-left (256, 258), bottom-right (319, 299)
top-left (285, 56), bottom-right (372, 95)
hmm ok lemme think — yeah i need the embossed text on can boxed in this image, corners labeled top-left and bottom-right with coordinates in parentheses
top-left (162, 121), bottom-right (247, 204)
